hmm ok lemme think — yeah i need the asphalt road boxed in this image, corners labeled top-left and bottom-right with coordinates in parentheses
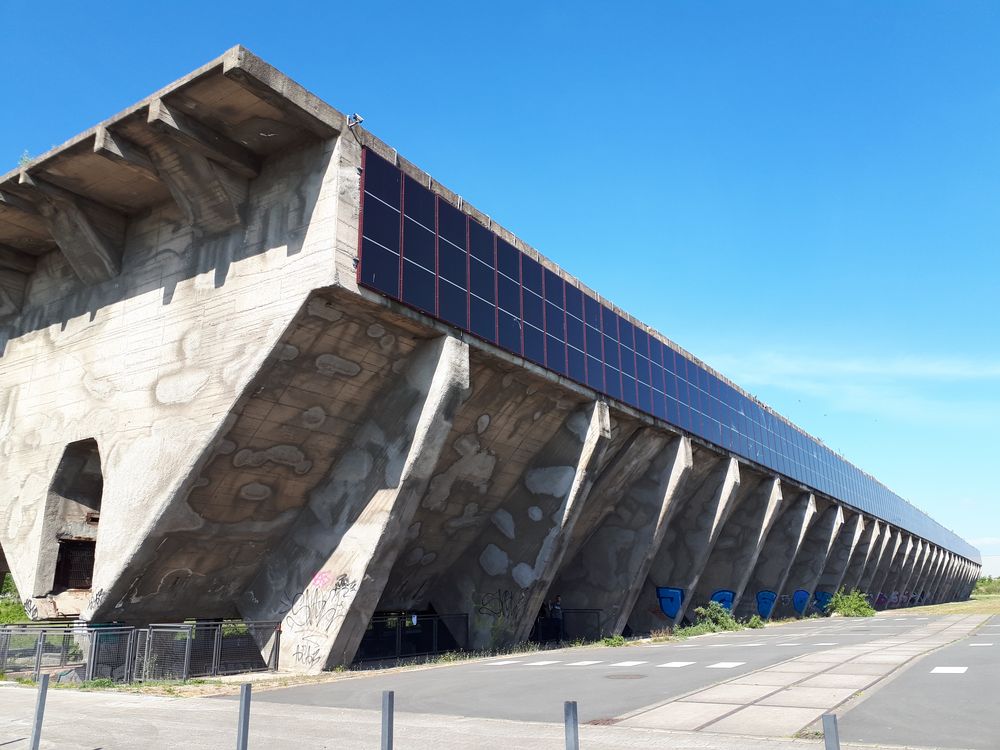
top-left (837, 614), bottom-right (1000, 750)
top-left (254, 615), bottom-right (933, 724)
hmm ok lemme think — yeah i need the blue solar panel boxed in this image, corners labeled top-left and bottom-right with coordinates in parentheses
top-left (356, 148), bottom-right (979, 562)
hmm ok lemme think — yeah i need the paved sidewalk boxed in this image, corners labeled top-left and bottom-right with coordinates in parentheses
top-left (0, 683), bottom-right (933, 750)
top-left (619, 614), bottom-right (986, 737)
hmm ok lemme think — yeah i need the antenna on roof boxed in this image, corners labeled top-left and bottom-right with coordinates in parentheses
top-left (348, 113), bottom-right (364, 128)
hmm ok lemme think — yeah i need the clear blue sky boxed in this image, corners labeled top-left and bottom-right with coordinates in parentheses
top-left (3, 2), bottom-right (998, 573)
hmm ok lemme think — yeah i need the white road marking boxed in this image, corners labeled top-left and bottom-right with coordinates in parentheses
top-left (707, 661), bottom-right (746, 669)
top-left (677, 644), bottom-right (696, 648)
top-left (610, 661), bottom-right (647, 667)
top-left (930, 667), bottom-right (968, 674)
top-left (567, 660), bottom-right (603, 666)
top-left (813, 642), bottom-right (837, 646)
top-left (777, 643), bottom-right (801, 646)
top-left (658, 661), bottom-right (696, 668)
top-left (969, 643), bottom-right (993, 647)
top-left (489, 660), bottom-right (521, 665)
top-left (741, 643), bottom-right (764, 647)
top-left (524, 660), bottom-right (561, 666)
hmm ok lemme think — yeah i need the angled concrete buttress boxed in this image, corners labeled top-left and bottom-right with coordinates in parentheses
top-left (869, 530), bottom-right (905, 606)
top-left (420, 401), bottom-right (613, 650)
top-left (857, 525), bottom-right (894, 597)
top-left (734, 491), bottom-right (817, 620)
top-left (813, 512), bottom-right (865, 610)
top-left (900, 540), bottom-right (931, 607)
top-left (890, 538), bottom-right (924, 609)
top-left (237, 334), bottom-right (471, 671)
top-left (626, 450), bottom-right (741, 631)
top-left (687, 473), bottom-right (783, 616)
top-left (923, 547), bottom-right (948, 604)
top-left (549, 433), bottom-right (694, 636)
top-left (840, 520), bottom-right (881, 593)
top-left (916, 547), bottom-right (942, 604)
top-left (911, 546), bottom-right (939, 606)
top-left (878, 534), bottom-right (915, 609)
top-left (772, 502), bottom-right (845, 619)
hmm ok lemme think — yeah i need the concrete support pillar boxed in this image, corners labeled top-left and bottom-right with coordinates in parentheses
top-left (960, 562), bottom-right (978, 600)
top-left (878, 534), bottom-right (915, 609)
top-left (841, 520), bottom-right (881, 593)
top-left (734, 492), bottom-right (817, 620)
top-left (925, 551), bottom-right (951, 603)
top-left (238, 335), bottom-right (471, 672)
top-left (869, 530), bottom-right (904, 607)
top-left (429, 401), bottom-right (613, 650)
top-left (940, 558), bottom-right (962, 602)
top-left (550, 433), bottom-right (694, 636)
top-left (912, 547), bottom-right (940, 606)
top-left (930, 552), bottom-right (956, 603)
top-left (891, 540), bottom-right (926, 608)
top-left (626, 452), bottom-right (741, 631)
top-left (857, 525), bottom-right (894, 597)
top-left (813, 512), bottom-right (865, 612)
top-left (773, 502), bottom-right (845, 619)
top-left (688, 475), bottom-right (783, 615)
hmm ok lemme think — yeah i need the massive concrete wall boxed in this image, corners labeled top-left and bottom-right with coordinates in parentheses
top-left (0, 48), bottom-right (980, 673)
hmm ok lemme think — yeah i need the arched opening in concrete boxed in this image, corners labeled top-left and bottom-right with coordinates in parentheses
top-left (46, 438), bottom-right (103, 593)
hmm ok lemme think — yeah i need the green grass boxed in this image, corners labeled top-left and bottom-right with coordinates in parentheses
top-left (0, 574), bottom-right (27, 625)
top-left (600, 634), bottom-right (626, 647)
top-left (974, 577), bottom-right (1000, 596)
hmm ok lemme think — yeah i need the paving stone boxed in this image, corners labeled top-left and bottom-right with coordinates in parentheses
top-left (623, 701), bottom-right (741, 730)
top-left (757, 685), bottom-right (859, 708)
top-left (705, 705), bottom-right (826, 736)
top-left (679, 683), bottom-right (779, 705)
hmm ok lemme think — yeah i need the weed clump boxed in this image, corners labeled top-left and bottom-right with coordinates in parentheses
top-left (825, 588), bottom-right (875, 617)
top-left (600, 634), bottom-right (626, 647)
top-left (746, 614), bottom-right (765, 629)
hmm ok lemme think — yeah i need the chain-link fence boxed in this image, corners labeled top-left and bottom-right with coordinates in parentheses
top-left (0, 621), bottom-right (280, 683)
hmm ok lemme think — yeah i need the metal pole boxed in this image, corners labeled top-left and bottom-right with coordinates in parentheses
top-left (33, 632), bottom-right (44, 681)
top-left (564, 701), bottom-right (579, 750)
top-left (236, 683), bottom-right (252, 750)
top-left (381, 690), bottom-right (394, 750)
top-left (271, 625), bottom-right (281, 672)
top-left (182, 625), bottom-right (194, 680)
top-left (212, 624), bottom-right (222, 677)
top-left (29, 673), bottom-right (49, 750)
top-left (822, 713), bottom-right (841, 750)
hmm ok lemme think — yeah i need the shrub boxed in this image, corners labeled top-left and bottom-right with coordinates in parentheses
top-left (692, 600), bottom-right (741, 631)
top-left (746, 614), bottom-right (765, 629)
top-left (825, 588), bottom-right (875, 617)
top-left (601, 634), bottom-right (626, 647)
top-left (974, 576), bottom-right (1000, 596)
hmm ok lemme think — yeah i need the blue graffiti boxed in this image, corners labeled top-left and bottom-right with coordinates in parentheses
top-left (756, 590), bottom-right (777, 618)
top-left (710, 589), bottom-right (735, 610)
top-left (792, 589), bottom-right (811, 614)
top-left (813, 590), bottom-right (833, 613)
top-left (656, 587), bottom-right (684, 619)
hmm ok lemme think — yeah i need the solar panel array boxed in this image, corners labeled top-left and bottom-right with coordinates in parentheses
top-left (357, 148), bottom-right (978, 562)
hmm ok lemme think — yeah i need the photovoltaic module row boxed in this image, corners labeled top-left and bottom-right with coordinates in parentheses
top-left (356, 148), bottom-right (977, 561)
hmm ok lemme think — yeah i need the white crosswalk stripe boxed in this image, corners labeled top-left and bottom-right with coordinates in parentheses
top-left (930, 666), bottom-right (967, 674)
top-left (524, 660), bottom-right (561, 666)
top-left (777, 643), bottom-right (801, 646)
top-left (489, 660), bottom-right (521, 665)
top-left (813, 642), bottom-right (837, 645)
top-left (610, 660), bottom-right (647, 667)
top-left (707, 661), bottom-right (746, 669)
top-left (567, 660), bottom-right (604, 666)
top-left (658, 661), bottom-right (695, 668)
top-left (969, 643), bottom-right (993, 647)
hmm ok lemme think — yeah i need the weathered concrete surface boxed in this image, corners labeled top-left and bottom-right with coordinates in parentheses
top-left (687, 474), bottom-right (783, 615)
top-left (626, 450), bottom-right (741, 631)
top-left (422, 401), bottom-right (613, 650)
top-left (733, 491), bottom-right (816, 620)
top-left (813, 512), bottom-right (865, 607)
top-left (238, 334), bottom-right (470, 671)
top-left (857, 525), bottom-right (894, 596)
top-left (840, 520), bottom-right (881, 593)
top-left (877, 535), bottom-right (914, 609)
top-left (772, 502), bottom-right (845, 619)
top-left (550, 434), bottom-right (694, 636)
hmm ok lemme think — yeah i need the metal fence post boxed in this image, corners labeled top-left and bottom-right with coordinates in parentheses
top-left (394, 618), bottom-right (402, 660)
top-left (125, 629), bottom-right (136, 683)
top-left (432, 617), bottom-right (438, 655)
top-left (182, 625), bottom-right (194, 681)
top-left (270, 625), bottom-right (281, 672)
top-left (212, 624), bottom-right (223, 677)
top-left (236, 683), bottom-right (252, 750)
top-left (33, 631), bottom-right (44, 681)
top-left (0, 628), bottom-right (8, 673)
top-left (564, 701), bottom-right (579, 750)
top-left (86, 630), bottom-right (99, 682)
top-left (29, 673), bottom-right (50, 750)
top-left (381, 690), bottom-right (394, 750)
top-left (822, 713), bottom-right (841, 750)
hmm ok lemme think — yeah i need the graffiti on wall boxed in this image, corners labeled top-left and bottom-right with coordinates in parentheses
top-left (710, 589), bottom-right (735, 611)
top-left (656, 587), bottom-right (684, 619)
top-left (756, 590), bottom-right (777, 618)
top-left (812, 590), bottom-right (833, 613)
top-left (792, 589), bottom-right (810, 615)
top-left (478, 588), bottom-right (529, 624)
